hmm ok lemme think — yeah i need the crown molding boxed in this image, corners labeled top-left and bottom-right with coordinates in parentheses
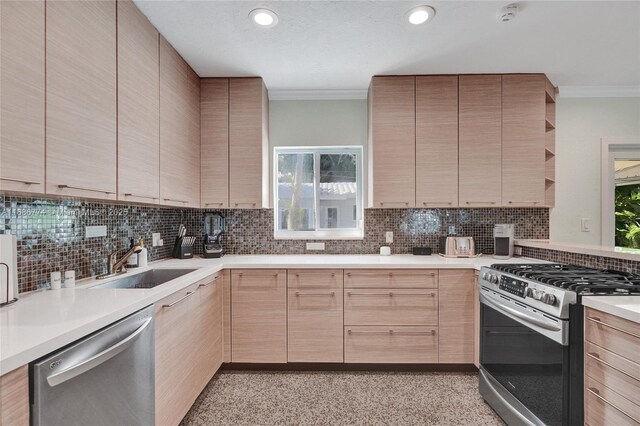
top-left (268, 89), bottom-right (368, 101)
top-left (558, 85), bottom-right (640, 98)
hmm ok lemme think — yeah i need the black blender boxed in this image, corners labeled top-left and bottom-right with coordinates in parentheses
top-left (203, 212), bottom-right (225, 258)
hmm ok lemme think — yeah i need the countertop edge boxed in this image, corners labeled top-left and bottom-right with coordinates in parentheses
top-left (581, 296), bottom-right (640, 324)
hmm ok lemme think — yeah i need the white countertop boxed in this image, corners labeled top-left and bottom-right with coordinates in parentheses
top-left (0, 254), bottom-right (544, 375)
top-left (582, 296), bottom-right (640, 324)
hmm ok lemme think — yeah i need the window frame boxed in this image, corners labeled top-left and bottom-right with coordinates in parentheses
top-left (274, 146), bottom-right (364, 240)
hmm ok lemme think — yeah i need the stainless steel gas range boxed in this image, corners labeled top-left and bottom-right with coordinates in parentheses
top-left (477, 263), bottom-right (640, 426)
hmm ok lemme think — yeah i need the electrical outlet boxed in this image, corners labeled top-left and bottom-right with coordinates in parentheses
top-left (581, 218), bottom-right (592, 233)
top-left (514, 246), bottom-right (523, 256)
top-left (85, 225), bottom-right (106, 238)
top-left (306, 242), bottom-right (325, 251)
top-left (152, 233), bottom-right (162, 246)
top-left (385, 231), bottom-right (393, 243)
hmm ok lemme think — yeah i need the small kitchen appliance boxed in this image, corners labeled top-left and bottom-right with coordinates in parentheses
top-left (478, 263), bottom-right (640, 426)
top-left (0, 234), bottom-right (18, 306)
top-left (493, 224), bottom-right (514, 259)
top-left (172, 224), bottom-right (194, 259)
top-left (438, 236), bottom-right (476, 257)
top-left (203, 212), bottom-right (225, 258)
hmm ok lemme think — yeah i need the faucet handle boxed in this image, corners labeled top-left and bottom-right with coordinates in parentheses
top-left (107, 251), bottom-right (118, 270)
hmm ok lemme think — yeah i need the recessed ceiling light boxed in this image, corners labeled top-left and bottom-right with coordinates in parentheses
top-left (249, 8), bottom-right (278, 28)
top-left (406, 5), bottom-right (436, 25)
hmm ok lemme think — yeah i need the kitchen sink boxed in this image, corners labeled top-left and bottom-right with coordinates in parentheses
top-left (90, 269), bottom-right (197, 289)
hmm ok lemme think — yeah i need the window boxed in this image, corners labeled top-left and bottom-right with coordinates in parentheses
top-left (274, 146), bottom-right (363, 239)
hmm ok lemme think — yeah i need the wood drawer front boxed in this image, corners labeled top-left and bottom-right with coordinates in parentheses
top-left (231, 270), bottom-right (287, 363)
top-left (585, 376), bottom-right (640, 426)
top-left (585, 341), bottom-right (640, 382)
top-left (344, 326), bottom-right (438, 363)
top-left (344, 289), bottom-right (438, 326)
top-left (344, 269), bottom-right (438, 289)
top-left (585, 308), bottom-right (640, 365)
top-left (287, 288), bottom-right (344, 363)
top-left (585, 347), bottom-right (640, 407)
top-left (288, 269), bottom-right (343, 289)
top-left (0, 365), bottom-right (29, 426)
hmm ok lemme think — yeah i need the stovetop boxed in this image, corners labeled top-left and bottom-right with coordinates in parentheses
top-left (491, 263), bottom-right (640, 296)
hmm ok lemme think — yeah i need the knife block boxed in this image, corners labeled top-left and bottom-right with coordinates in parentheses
top-left (172, 237), bottom-right (194, 259)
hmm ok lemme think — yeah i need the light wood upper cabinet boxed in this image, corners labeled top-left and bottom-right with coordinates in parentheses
top-left (368, 76), bottom-right (416, 208)
top-left (201, 79), bottom-right (229, 208)
top-left (0, 365), bottom-right (29, 426)
top-left (46, 0), bottom-right (117, 200)
top-left (416, 76), bottom-right (459, 207)
top-left (459, 75), bottom-right (502, 207)
top-left (438, 269), bottom-right (474, 363)
top-left (502, 74), bottom-right (546, 207)
top-left (229, 78), bottom-right (269, 209)
top-left (231, 269), bottom-right (287, 363)
top-left (0, 0), bottom-right (45, 195)
top-left (160, 36), bottom-right (200, 208)
top-left (117, 0), bottom-right (160, 204)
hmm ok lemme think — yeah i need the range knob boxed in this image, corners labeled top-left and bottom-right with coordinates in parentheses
top-left (489, 274), bottom-right (499, 284)
top-left (541, 293), bottom-right (557, 305)
top-left (526, 288), bottom-right (543, 301)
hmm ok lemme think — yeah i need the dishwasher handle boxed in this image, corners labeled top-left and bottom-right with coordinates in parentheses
top-left (46, 317), bottom-right (153, 387)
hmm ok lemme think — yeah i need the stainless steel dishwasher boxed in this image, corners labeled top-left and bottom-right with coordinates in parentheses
top-left (30, 305), bottom-right (155, 426)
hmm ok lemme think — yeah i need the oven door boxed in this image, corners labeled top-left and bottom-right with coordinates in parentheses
top-left (479, 287), bottom-right (570, 426)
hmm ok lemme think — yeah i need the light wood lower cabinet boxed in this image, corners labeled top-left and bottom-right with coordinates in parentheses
top-left (344, 269), bottom-right (438, 289)
top-left (222, 270), bottom-right (232, 363)
top-left (345, 326), bottom-right (438, 363)
top-left (584, 308), bottom-right (640, 426)
top-left (438, 269), bottom-right (474, 363)
top-left (155, 274), bottom-right (222, 426)
top-left (231, 269), bottom-right (287, 363)
top-left (287, 269), bottom-right (344, 362)
top-left (344, 288), bottom-right (438, 326)
top-left (0, 365), bottom-right (29, 426)
top-left (473, 270), bottom-right (480, 368)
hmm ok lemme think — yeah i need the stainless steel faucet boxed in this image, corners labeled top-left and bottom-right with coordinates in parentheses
top-left (97, 244), bottom-right (143, 279)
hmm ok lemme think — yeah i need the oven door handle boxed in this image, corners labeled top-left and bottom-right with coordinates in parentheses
top-left (480, 292), bottom-right (561, 332)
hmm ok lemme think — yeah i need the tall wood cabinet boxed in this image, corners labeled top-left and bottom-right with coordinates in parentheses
top-left (46, 0), bottom-right (117, 200)
top-left (229, 78), bottom-right (269, 209)
top-left (501, 74), bottom-right (546, 207)
top-left (458, 75), bottom-right (502, 206)
top-left (415, 76), bottom-right (459, 207)
top-left (117, 0), bottom-right (160, 204)
top-left (160, 36), bottom-right (200, 208)
top-left (0, 0), bottom-right (45, 195)
top-left (368, 76), bottom-right (416, 208)
top-left (201, 79), bottom-right (230, 208)
top-left (438, 269), bottom-right (474, 363)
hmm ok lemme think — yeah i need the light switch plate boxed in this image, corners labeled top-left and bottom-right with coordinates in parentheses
top-left (581, 218), bottom-right (592, 232)
top-left (306, 242), bottom-right (325, 251)
top-left (152, 233), bottom-right (162, 246)
top-left (385, 231), bottom-right (393, 243)
top-left (85, 225), bottom-right (106, 238)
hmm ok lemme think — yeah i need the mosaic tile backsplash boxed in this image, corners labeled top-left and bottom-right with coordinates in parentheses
top-left (1, 194), bottom-right (551, 293)
top-left (518, 246), bottom-right (640, 275)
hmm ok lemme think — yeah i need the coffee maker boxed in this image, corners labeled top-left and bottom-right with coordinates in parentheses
top-left (493, 224), bottom-right (515, 259)
top-left (203, 212), bottom-right (225, 258)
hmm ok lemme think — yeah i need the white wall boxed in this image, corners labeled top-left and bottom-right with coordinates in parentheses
top-left (551, 97), bottom-right (640, 244)
top-left (268, 100), bottom-right (368, 206)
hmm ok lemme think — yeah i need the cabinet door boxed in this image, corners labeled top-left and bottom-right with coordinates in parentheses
top-left (416, 76), bottom-right (459, 207)
top-left (229, 78), bottom-right (268, 209)
top-left (195, 274), bottom-right (223, 390)
top-left (159, 36), bottom-right (200, 208)
top-left (155, 283), bottom-right (199, 426)
top-left (0, 365), bottom-right (29, 426)
top-left (459, 75), bottom-right (502, 207)
top-left (502, 74), bottom-right (546, 206)
top-left (0, 0), bottom-right (45, 194)
top-left (231, 269), bottom-right (287, 363)
top-left (117, 0), bottom-right (159, 204)
top-left (287, 269), bottom-right (344, 362)
top-left (369, 76), bottom-right (416, 208)
top-left (438, 269), bottom-right (474, 363)
top-left (46, 0), bottom-right (117, 200)
top-left (201, 79), bottom-right (229, 208)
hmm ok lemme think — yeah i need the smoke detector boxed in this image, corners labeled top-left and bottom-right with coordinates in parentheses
top-left (498, 4), bottom-right (518, 22)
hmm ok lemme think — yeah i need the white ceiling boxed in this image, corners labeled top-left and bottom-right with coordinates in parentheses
top-left (134, 0), bottom-right (640, 94)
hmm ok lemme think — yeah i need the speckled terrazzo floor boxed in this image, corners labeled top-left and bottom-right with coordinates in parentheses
top-left (180, 371), bottom-right (504, 426)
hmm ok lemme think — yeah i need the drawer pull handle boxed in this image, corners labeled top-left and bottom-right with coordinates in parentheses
top-left (0, 177), bottom-right (40, 185)
top-left (507, 201), bottom-right (540, 205)
top-left (295, 291), bottom-right (335, 297)
top-left (379, 201), bottom-right (410, 207)
top-left (238, 273), bottom-right (278, 278)
top-left (465, 201), bottom-right (497, 205)
top-left (163, 198), bottom-right (188, 204)
top-left (162, 291), bottom-right (194, 308)
top-left (347, 329), bottom-right (436, 336)
top-left (586, 387), bottom-right (640, 423)
top-left (123, 193), bottom-right (158, 200)
top-left (423, 201), bottom-right (453, 205)
top-left (198, 276), bottom-right (220, 288)
top-left (234, 202), bottom-right (257, 207)
top-left (587, 316), bottom-right (640, 339)
top-left (58, 184), bottom-right (115, 195)
top-left (585, 352), bottom-right (640, 381)
top-left (346, 292), bottom-right (436, 297)
top-left (204, 202), bottom-right (224, 206)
